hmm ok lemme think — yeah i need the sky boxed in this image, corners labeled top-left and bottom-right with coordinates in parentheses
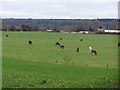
top-left (0, 0), bottom-right (120, 19)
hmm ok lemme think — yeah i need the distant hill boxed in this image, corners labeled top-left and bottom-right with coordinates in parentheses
top-left (1, 18), bottom-right (120, 32)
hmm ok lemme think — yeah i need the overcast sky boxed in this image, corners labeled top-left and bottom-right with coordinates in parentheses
top-left (0, 0), bottom-right (119, 19)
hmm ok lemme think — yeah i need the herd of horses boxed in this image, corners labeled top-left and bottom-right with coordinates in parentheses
top-left (6, 34), bottom-right (120, 56)
top-left (54, 38), bottom-right (120, 56)
top-left (55, 38), bottom-right (98, 55)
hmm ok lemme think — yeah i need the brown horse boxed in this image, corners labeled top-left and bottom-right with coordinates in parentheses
top-left (91, 50), bottom-right (97, 55)
top-left (55, 42), bottom-right (60, 46)
top-left (89, 46), bottom-right (97, 55)
top-left (60, 45), bottom-right (64, 49)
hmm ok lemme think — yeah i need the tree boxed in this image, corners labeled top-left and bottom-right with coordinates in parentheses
top-left (99, 26), bottom-right (102, 29)
top-left (21, 25), bottom-right (31, 31)
top-left (118, 19), bottom-right (120, 30)
top-left (9, 26), bottom-right (16, 31)
top-left (92, 20), bottom-right (99, 32)
top-left (53, 25), bottom-right (60, 32)
top-left (2, 25), bottom-right (7, 31)
top-left (31, 26), bottom-right (39, 31)
top-left (111, 20), bottom-right (118, 30)
top-left (89, 26), bottom-right (94, 32)
top-left (81, 20), bottom-right (89, 31)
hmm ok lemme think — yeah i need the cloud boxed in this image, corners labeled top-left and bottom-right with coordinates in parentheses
top-left (0, 0), bottom-right (119, 2)
top-left (0, 10), bottom-right (29, 17)
top-left (0, 1), bottom-right (119, 19)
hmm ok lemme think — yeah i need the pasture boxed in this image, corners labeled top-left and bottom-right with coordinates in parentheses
top-left (2, 32), bottom-right (118, 88)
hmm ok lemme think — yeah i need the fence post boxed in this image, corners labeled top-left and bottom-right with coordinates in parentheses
top-left (107, 64), bottom-right (108, 69)
top-left (72, 62), bottom-right (74, 65)
top-left (56, 60), bottom-right (57, 64)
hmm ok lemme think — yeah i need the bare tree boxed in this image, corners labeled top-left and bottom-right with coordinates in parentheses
top-left (111, 20), bottom-right (118, 30)
top-left (81, 19), bottom-right (89, 30)
top-left (92, 19), bottom-right (99, 32)
top-left (9, 26), bottom-right (16, 31)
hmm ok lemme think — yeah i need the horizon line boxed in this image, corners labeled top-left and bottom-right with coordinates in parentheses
top-left (1, 17), bottom-right (119, 19)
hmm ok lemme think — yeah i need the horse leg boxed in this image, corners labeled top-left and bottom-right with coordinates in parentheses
top-left (95, 52), bottom-right (97, 55)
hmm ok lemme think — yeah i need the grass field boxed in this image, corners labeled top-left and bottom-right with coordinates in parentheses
top-left (2, 32), bottom-right (118, 88)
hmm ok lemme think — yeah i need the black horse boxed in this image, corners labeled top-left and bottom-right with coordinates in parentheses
top-left (6, 34), bottom-right (8, 37)
top-left (60, 38), bottom-right (62, 40)
top-left (118, 43), bottom-right (120, 46)
top-left (76, 48), bottom-right (79, 52)
top-left (80, 39), bottom-right (83, 42)
top-left (55, 42), bottom-right (60, 46)
top-left (29, 41), bottom-right (32, 45)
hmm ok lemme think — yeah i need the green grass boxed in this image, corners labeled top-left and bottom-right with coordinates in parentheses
top-left (2, 32), bottom-right (118, 88)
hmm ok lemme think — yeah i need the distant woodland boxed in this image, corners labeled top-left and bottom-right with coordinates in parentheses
top-left (1, 18), bottom-right (120, 32)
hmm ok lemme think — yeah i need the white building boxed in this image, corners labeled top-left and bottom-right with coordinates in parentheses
top-left (79, 31), bottom-right (89, 34)
top-left (46, 30), bottom-right (53, 32)
top-left (104, 30), bottom-right (120, 34)
top-left (98, 29), bottom-right (120, 34)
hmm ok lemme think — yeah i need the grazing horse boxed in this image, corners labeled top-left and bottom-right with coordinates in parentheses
top-left (118, 43), bottom-right (120, 46)
top-left (29, 41), bottom-right (32, 45)
top-left (80, 39), bottom-right (83, 42)
top-left (76, 48), bottom-right (79, 52)
top-left (6, 34), bottom-right (8, 37)
top-left (60, 38), bottom-right (62, 40)
top-left (60, 45), bottom-right (64, 49)
top-left (91, 50), bottom-right (97, 55)
top-left (89, 46), bottom-right (97, 55)
top-left (55, 42), bottom-right (60, 46)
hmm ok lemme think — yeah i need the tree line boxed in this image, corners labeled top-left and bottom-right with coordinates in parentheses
top-left (1, 18), bottom-right (120, 32)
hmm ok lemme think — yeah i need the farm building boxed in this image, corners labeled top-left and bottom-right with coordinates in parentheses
top-left (46, 30), bottom-right (53, 32)
top-left (98, 29), bottom-right (120, 34)
top-left (79, 31), bottom-right (89, 34)
top-left (104, 30), bottom-right (120, 34)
